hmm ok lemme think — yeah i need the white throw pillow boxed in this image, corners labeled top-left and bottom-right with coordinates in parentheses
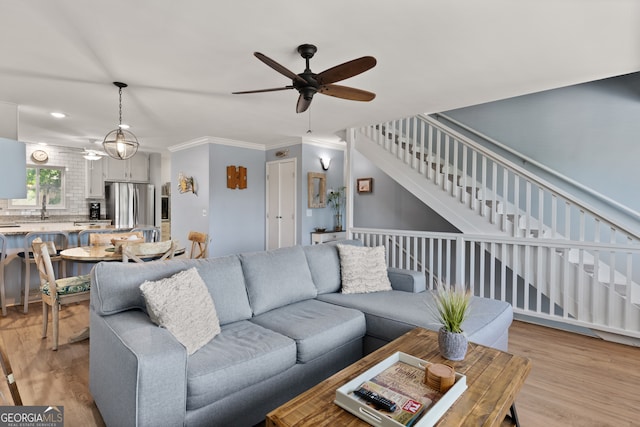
top-left (337, 244), bottom-right (392, 294)
top-left (140, 267), bottom-right (220, 355)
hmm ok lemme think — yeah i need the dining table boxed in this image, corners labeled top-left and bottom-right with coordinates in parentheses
top-left (60, 244), bottom-right (185, 263)
top-left (59, 244), bottom-right (185, 344)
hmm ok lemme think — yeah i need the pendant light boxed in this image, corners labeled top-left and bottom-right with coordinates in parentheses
top-left (102, 82), bottom-right (139, 160)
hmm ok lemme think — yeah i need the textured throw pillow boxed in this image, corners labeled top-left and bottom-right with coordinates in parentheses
top-left (337, 244), bottom-right (392, 294)
top-left (140, 267), bottom-right (220, 355)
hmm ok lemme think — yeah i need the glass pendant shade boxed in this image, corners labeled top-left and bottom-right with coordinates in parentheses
top-left (103, 82), bottom-right (139, 160)
top-left (103, 128), bottom-right (138, 160)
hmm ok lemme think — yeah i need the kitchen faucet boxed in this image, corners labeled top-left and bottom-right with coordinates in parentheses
top-left (41, 194), bottom-right (48, 220)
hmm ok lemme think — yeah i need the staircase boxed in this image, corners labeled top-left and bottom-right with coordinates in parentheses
top-left (350, 115), bottom-right (640, 341)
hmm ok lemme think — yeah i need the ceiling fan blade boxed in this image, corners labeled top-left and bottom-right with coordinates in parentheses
top-left (254, 52), bottom-right (307, 85)
top-left (318, 84), bottom-right (376, 101)
top-left (316, 56), bottom-right (377, 85)
top-left (296, 94), bottom-right (312, 113)
top-left (232, 86), bottom-right (294, 95)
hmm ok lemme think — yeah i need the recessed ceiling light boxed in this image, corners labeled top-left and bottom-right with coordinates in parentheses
top-left (118, 123), bottom-right (130, 129)
top-left (50, 112), bottom-right (66, 118)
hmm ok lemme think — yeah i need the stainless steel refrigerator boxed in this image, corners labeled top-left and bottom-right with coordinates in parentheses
top-left (105, 182), bottom-right (155, 228)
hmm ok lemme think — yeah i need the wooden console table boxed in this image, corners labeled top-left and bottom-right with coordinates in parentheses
top-left (266, 327), bottom-right (531, 426)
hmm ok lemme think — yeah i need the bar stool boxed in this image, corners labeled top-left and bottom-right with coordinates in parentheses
top-left (188, 231), bottom-right (209, 259)
top-left (0, 233), bottom-right (7, 316)
top-left (18, 231), bottom-right (69, 313)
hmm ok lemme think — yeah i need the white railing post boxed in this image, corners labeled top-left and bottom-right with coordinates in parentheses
top-left (456, 235), bottom-right (465, 291)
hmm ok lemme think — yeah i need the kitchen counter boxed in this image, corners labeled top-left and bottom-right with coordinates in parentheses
top-left (0, 221), bottom-right (114, 236)
top-left (0, 219), bottom-right (127, 311)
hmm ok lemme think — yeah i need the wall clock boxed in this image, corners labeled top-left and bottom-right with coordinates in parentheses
top-left (32, 149), bottom-right (48, 162)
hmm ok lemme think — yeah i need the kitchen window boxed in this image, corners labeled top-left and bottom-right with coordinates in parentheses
top-left (10, 165), bottom-right (66, 209)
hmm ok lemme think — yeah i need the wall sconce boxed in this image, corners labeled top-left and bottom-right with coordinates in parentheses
top-left (320, 156), bottom-right (331, 171)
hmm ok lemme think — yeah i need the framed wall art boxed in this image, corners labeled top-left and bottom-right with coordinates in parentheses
top-left (357, 178), bottom-right (373, 194)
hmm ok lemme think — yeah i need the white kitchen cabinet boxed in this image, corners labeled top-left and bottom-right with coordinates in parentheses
top-left (104, 153), bottom-right (149, 182)
top-left (85, 159), bottom-right (105, 198)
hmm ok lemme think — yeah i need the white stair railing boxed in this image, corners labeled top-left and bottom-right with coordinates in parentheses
top-left (352, 227), bottom-right (640, 340)
top-left (359, 115), bottom-right (639, 244)
top-left (356, 115), bottom-right (640, 306)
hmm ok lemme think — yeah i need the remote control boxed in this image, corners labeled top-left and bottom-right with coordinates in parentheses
top-left (353, 387), bottom-right (397, 412)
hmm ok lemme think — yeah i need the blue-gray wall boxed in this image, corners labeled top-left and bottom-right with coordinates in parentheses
top-left (265, 143), bottom-right (346, 246)
top-left (171, 144), bottom-right (210, 254)
top-left (171, 142), bottom-right (265, 257)
top-left (352, 150), bottom-right (458, 232)
top-left (441, 72), bottom-right (640, 235)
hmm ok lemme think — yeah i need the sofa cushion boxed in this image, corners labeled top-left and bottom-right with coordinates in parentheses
top-left (250, 299), bottom-right (366, 363)
top-left (140, 267), bottom-right (220, 355)
top-left (337, 244), bottom-right (392, 294)
top-left (91, 257), bottom-right (252, 325)
top-left (240, 246), bottom-right (317, 315)
top-left (186, 320), bottom-right (296, 410)
top-left (317, 291), bottom-right (512, 349)
top-left (303, 239), bottom-right (363, 294)
top-left (193, 255), bottom-right (253, 325)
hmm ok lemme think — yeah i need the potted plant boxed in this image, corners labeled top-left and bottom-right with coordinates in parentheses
top-left (430, 281), bottom-right (472, 361)
top-left (327, 186), bottom-right (346, 231)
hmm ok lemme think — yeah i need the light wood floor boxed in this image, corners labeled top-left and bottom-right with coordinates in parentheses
top-left (1, 301), bottom-right (638, 426)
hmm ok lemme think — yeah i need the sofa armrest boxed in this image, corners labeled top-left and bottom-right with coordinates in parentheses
top-left (90, 309), bottom-right (187, 427)
top-left (387, 268), bottom-right (426, 293)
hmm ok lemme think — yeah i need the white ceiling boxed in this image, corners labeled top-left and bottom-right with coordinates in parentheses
top-left (1, 1), bottom-right (639, 153)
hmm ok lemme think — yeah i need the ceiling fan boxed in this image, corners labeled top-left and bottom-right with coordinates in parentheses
top-left (233, 44), bottom-right (377, 113)
top-left (62, 147), bottom-right (109, 160)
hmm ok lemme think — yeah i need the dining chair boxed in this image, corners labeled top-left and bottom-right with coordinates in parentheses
top-left (0, 233), bottom-right (7, 316)
top-left (0, 335), bottom-right (22, 405)
top-left (18, 231), bottom-right (69, 314)
top-left (88, 231), bottom-right (143, 246)
top-left (77, 228), bottom-right (132, 246)
top-left (132, 226), bottom-right (161, 242)
top-left (188, 231), bottom-right (209, 259)
top-left (121, 240), bottom-right (176, 263)
top-left (32, 238), bottom-right (91, 351)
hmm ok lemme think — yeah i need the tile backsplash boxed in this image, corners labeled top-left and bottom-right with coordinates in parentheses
top-left (0, 143), bottom-right (103, 220)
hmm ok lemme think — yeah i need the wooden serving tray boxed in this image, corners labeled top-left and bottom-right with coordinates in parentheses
top-left (335, 352), bottom-right (467, 427)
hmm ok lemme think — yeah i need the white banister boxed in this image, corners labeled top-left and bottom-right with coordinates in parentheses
top-left (351, 227), bottom-right (640, 340)
top-left (436, 113), bottom-right (640, 223)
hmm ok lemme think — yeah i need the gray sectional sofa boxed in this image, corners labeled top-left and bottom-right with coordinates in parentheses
top-left (89, 240), bottom-right (512, 427)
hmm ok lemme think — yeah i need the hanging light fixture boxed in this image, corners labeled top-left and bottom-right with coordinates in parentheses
top-left (102, 82), bottom-right (139, 160)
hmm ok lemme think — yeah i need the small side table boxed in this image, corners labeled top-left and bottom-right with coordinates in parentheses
top-left (311, 230), bottom-right (346, 245)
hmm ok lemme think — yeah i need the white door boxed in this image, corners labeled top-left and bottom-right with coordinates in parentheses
top-left (266, 159), bottom-right (296, 250)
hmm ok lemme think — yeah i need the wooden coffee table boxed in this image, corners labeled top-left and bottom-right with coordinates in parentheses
top-left (266, 327), bottom-right (531, 427)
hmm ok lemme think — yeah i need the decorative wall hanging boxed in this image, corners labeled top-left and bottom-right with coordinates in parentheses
top-left (227, 165), bottom-right (247, 189)
top-left (178, 172), bottom-right (196, 194)
top-left (307, 172), bottom-right (326, 208)
top-left (275, 149), bottom-right (289, 158)
top-left (357, 178), bottom-right (373, 193)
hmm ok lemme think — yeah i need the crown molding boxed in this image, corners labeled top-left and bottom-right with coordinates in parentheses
top-left (302, 136), bottom-right (346, 151)
top-left (168, 136), bottom-right (264, 152)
